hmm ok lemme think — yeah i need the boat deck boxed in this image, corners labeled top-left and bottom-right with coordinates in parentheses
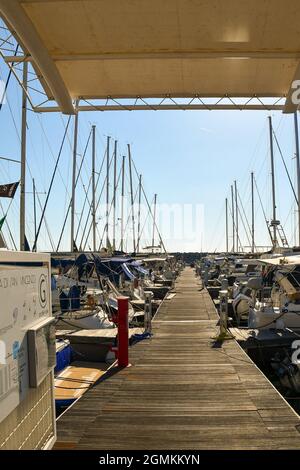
top-left (55, 268), bottom-right (300, 450)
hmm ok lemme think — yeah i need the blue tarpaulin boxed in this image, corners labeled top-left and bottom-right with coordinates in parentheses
top-left (94, 257), bottom-right (135, 283)
top-left (122, 263), bottom-right (135, 281)
top-left (133, 265), bottom-right (149, 276)
top-left (51, 254), bottom-right (137, 284)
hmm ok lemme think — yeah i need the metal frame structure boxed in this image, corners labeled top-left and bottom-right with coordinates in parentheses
top-left (0, 15), bottom-right (292, 114)
top-left (0, 0), bottom-right (73, 113)
top-left (0, 22), bottom-right (52, 111)
top-left (35, 95), bottom-right (286, 113)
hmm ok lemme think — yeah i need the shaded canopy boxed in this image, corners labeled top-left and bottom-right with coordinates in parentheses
top-left (1, 0), bottom-right (300, 113)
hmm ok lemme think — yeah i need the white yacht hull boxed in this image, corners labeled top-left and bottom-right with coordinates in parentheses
top-left (56, 309), bottom-right (114, 330)
top-left (248, 305), bottom-right (300, 329)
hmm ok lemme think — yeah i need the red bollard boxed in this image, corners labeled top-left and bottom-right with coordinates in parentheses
top-left (117, 296), bottom-right (129, 367)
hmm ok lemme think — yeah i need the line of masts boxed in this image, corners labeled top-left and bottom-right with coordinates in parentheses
top-left (225, 114), bottom-right (300, 254)
top-left (68, 122), bottom-right (161, 253)
top-left (17, 63), bottom-right (161, 253)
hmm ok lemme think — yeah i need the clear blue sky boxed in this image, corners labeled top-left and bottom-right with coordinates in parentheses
top-left (0, 70), bottom-right (298, 253)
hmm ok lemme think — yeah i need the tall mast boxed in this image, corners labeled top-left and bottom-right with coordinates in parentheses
top-left (70, 109), bottom-right (79, 252)
top-left (231, 184), bottom-right (235, 252)
top-left (141, 184), bottom-right (167, 254)
top-left (33, 178), bottom-right (37, 251)
top-left (152, 193), bottom-right (157, 252)
top-left (294, 112), bottom-right (300, 247)
top-left (113, 140), bottom-right (117, 251)
top-left (20, 61), bottom-right (28, 251)
top-left (137, 174), bottom-right (142, 253)
top-left (234, 180), bottom-right (239, 252)
top-left (225, 197), bottom-right (228, 253)
top-left (120, 155), bottom-right (125, 252)
top-left (127, 144), bottom-right (136, 252)
top-left (92, 125), bottom-right (96, 252)
top-left (106, 136), bottom-right (111, 249)
top-left (268, 116), bottom-right (277, 248)
top-left (251, 171), bottom-right (255, 253)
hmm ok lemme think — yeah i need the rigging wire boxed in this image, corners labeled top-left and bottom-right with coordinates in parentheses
top-left (0, 68), bottom-right (56, 249)
top-left (119, 184), bottom-right (139, 251)
top-left (55, 127), bottom-right (92, 251)
top-left (237, 189), bottom-right (255, 249)
top-left (254, 176), bottom-right (273, 246)
top-left (37, 114), bottom-right (74, 201)
top-left (0, 51), bottom-right (19, 249)
top-left (0, 199), bottom-right (17, 249)
top-left (98, 165), bottom-right (124, 251)
top-left (80, 149), bottom-right (113, 251)
top-left (131, 195), bottom-right (154, 254)
top-left (272, 128), bottom-right (298, 206)
top-left (131, 158), bottom-right (167, 253)
top-left (0, 44), bottom-right (19, 111)
top-left (33, 116), bottom-right (72, 251)
top-left (227, 202), bottom-right (243, 252)
top-left (236, 200), bottom-right (251, 249)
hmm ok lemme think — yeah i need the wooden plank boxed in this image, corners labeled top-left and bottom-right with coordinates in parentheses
top-left (55, 268), bottom-right (300, 450)
top-left (55, 365), bottom-right (106, 402)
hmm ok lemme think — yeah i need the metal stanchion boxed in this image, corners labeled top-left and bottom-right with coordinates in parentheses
top-left (213, 289), bottom-right (234, 341)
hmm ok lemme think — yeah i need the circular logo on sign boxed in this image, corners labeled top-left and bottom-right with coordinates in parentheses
top-left (39, 274), bottom-right (47, 308)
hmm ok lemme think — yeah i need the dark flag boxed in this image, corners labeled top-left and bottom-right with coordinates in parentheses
top-left (0, 181), bottom-right (19, 198)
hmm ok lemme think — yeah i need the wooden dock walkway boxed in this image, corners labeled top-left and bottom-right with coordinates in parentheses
top-left (55, 268), bottom-right (300, 450)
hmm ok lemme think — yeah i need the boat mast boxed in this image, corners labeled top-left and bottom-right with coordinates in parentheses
top-left (225, 197), bottom-right (228, 253)
top-left (234, 180), bottom-right (239, 252)
top-left (251, 171), bottom-right (255, 253)
top-left (20, 61), bottom-right (28, 251)
top-left (106, 136), bottom-right (111, 249)
top-left (92, 125), bottom-right (96, 252)
top-left (231, 184), bottom-right (235, 252)
top-left (33, 178), bottom-right (37, 250)
top-left (268, 116), bottom-right (277, 248)
top-left (127, 144), bottom-right (136, 252)
top-left (120, 155), bottom-right (125, 252)
top-left (294, 112), bottom-right (300, 247)
top-left (152, 193), bottom-right (157, 253)
top-left (137, 174), bottom-right (142, 253)
top-left (141, 184), bottom-right (167, 254)
top-left (70, 107), bottom-right (79, 252)
top-left (113, 140), bottom-right (117, 251)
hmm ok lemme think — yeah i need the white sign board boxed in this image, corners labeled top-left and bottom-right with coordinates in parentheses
top-left (0, 266), bottom-right (50, 423)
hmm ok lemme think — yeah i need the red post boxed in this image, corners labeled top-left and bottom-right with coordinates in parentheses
top-left (117, 296), bottom-right (129, 367)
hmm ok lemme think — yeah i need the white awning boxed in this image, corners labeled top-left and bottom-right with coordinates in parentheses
top-left (1, 1), bottom-right (300, 113)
